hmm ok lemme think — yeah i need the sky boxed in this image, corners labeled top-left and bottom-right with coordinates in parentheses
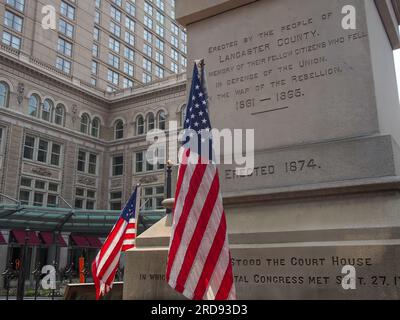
top-left (395, 50), bottom-right (400, 98)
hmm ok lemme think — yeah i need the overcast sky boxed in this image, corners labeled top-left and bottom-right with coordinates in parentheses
top-left (395, 50), bottom-right (400, 99)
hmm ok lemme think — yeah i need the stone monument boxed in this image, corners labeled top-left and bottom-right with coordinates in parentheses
top-left (124, 0), bottom-right (400, 299)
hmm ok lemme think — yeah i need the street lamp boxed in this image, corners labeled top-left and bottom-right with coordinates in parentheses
top-left (16, 228), bottom-right (30, 301)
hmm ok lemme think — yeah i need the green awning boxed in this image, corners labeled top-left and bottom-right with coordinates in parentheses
top-left (0, 203), bottom-right (166, 234)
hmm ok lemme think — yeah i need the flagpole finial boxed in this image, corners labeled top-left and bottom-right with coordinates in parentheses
top-left (167, 159), bottom-right (174, 167)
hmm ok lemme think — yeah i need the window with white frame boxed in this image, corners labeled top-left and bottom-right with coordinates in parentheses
top-left (0, 82), bottom-right (10, 108)
top-left (19, 177), bottom-right (60, 207)
top-left (171, 61), bottom-right (178, 73)
top-left (171, 35), bottom-right (178, 48)
top-left (114, 120), bottom-right (124, 139)
top-left (75, 188), bottom-right (96, 210)
top-left (41, 99), bottom-right (53, 122)
top-left (23, 135), bottom-right (62, 167)
top-left (91, 118), bottom-right (100, 138)
top-left (142, 73), bottom-right (152, 83)
top-left (155, 52), bottom-right (164, 65)
top-left (54, 104), bottom-right (66, 126)
top-left (171, 48), bottom-right (178, 61)
top-left (110, 191), bottom-right (123, 210)
top-left (142, 185), bottom-right (165, 211)
top-left (57, 37), bottom-right (73, 57)
top-left (28, 94), bottom-right (39, 117)
top-left (171, 23), bottom-right (179, 36)
top-left (77, 150), bottom-right (98, 175)
top-left (112, 155), bottom-right (124, 176)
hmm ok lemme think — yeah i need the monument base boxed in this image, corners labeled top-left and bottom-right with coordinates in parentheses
top-left (123, 176), bottom-right (400, 300)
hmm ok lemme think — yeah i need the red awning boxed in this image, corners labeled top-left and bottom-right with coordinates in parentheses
top-left (0, 232), bottom-right (6, 245)
top-left (70, 235), bottom-right (90, 247)
top-left (39, 232), bottom-right (67, 247)
top-left (86, 236), bottom-right (103, 248)
top-left (11, 230), bottom-right (41, 246)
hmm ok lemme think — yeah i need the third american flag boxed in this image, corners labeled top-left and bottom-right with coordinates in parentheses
top-left (166, 61), bottom-right (236, 300)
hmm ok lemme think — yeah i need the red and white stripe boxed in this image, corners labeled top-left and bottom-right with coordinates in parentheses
top-left (166, 150), bottom-right (236, 300)
top-left (122, 218), bottom-right (136, 251)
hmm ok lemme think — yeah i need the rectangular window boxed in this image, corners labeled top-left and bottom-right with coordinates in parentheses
top-left (6, 0), bottom-right (25, 12)
top-left (124, 62), bottom-right (134, 76)
top-left (155, 38), bottom-right (164, 51)
top-left (125, 32), bottom-right (135, 46)
top-left (171, 23), bottom-right (179, 36)
top-left (123, 78), bottom-right (133, 88)
top-left (142, 185), bottom-right (164, 210)
top-left (155, 52), bottom-right (164, 65)
top-left (144, 16), bottom-right (153, 29)
top-left (77, 150), bottom-right (97, 175)
top-left (142, 72), bottom-right (152, 83)
top-left (171, 61), bottom-right (178, 74)
top-left (156, 11), bottom-right (164, 24)
top-left (2, 31), bottom-right (21, 49)
top-left (94, 27), bottom-right (100, 41)
top-left (143, 29), bottom-right (152, 43)
top-left (108, 53), bottom-right (120, 68)
top-left (171, 35), bottom-right (178, 48)
top-left (124, 47), bottom-right (135, 61)
top-left (61, 1), bottom-right (75, 20)
top-left (143, 44), bottom-right (152, 57)
top-left (155, 65), bottom-right (164, 78)
top-left (109, 37), bottom-right (120, 53)
top-left (135, 152), bottom-right (143, 173)
top-left (110, 21), bottom-right (121, 37)
top-left (23, 135), bottom-right (35, 160)
top-left (92, 43), bottom-right (99, 57)
top-left (126, 2), bottom-right (135, 16)
top-left (75, 188), bottom-right (96, 210)
top-left (94, 10), bottom-right (100, 24)
top-left (77, 150), bottom-right (86, 172)
top-left (143, 58), bottom-right (152, 72)
top-left (57, 37), bottom-right (73, 57)
top-left (110, 6), bottom-right (122, 22)
top-left (4, 11), bottom-right (23, 32)
top-left (112, 155), bottom-right (124, 176)
top-left (51, 143), bottom-right (61, 166)
top-left (107, 69), bottom-right (119, 85)
top-left (92, 60), bottom-right (98, 74)
top-left (59, 19), bottom-right (74, 38)
top-left (37, 139), bottom-right (48, 163)
top-left (110, 191), bottom-right (122, 210)
top-left (155, 24), bottom-right (164, 38)
top-left (56, 56), bottom-right (71, 74)
top-left (125, 17), bottom-right (135, 32)
top-left (155, 0), bottom-right (164, 11)
top-left (19, 177), bottom-right (59, 207)
top-left (144, 2), bottom-right (153, 15)
top-left (88, 153), bottom-right (97, 174)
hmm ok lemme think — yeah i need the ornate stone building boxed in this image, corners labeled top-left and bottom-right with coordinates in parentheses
top-left (0, 7), bottom-right (187, 287)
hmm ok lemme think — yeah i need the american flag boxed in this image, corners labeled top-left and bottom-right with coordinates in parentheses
top-left (166, 62), bottom-right (236, 300)
top-left (92, 186), bottom-right (140, 300)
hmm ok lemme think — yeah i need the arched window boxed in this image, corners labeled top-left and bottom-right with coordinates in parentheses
top-left (115, 120), bottom-right (124, 140)
top-left (28, 94), bottom-right (40, 117)
top-left (54, 104), bottom-right (65, 126)
top-left (80, 113), bottom-right (90, 134)
top-left (92, 117), bottom-right (100, 137)
top-left (180, 104), bottom-right (187, 127)
top-left (136, 115), bottom-right (144, 135)
top-left (42, 99), bottom-right (53, 122)
top-left (0, 82), bottom-right (9, 108)
top-left (158, 111), bottom-right (166, 130)
top-left (147, 113), bottom-right (155, 131)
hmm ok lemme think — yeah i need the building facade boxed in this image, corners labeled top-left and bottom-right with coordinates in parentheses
top-left (0, 0), bottom-right (187, 92)
top-left (0, 0), bottom-right (188, 290)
